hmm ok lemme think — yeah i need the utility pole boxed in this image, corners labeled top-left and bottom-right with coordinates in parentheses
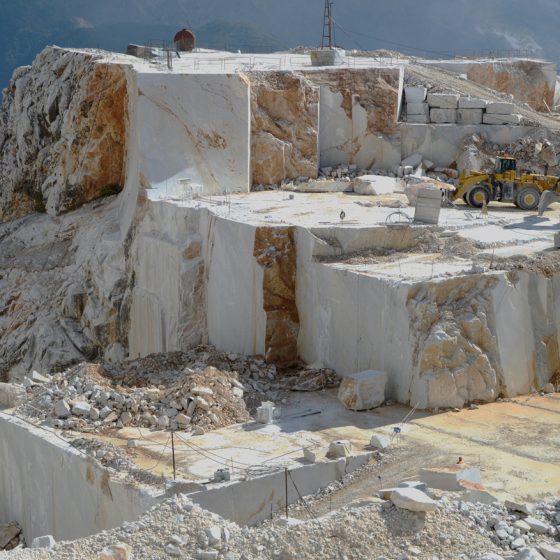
top-left (171, 430), bottom-right (176, 480)
top-left (321, 0), bottom-right (335, 49)
top-left (285, 468), bottom-right (289, 518)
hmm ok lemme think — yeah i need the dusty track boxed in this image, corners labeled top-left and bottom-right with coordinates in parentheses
top-left (292, 394), bottom-right (560, 519)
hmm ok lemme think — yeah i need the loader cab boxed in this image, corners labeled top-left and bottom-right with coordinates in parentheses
top-left (496, 157), bottom-right (517, 174)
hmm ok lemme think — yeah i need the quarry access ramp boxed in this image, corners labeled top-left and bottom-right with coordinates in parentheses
top-left (407, 62), bottom-right (560, 132)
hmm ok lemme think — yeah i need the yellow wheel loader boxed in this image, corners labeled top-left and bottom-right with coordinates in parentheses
top-left (454, 156), bottom-right (560, 211)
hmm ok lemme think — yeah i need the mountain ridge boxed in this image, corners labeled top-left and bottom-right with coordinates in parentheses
top-left (1, 0), bottom-right (559, 88)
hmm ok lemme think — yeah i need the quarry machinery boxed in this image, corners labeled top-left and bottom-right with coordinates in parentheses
top-left (453, 156), bottom-right (560, 210)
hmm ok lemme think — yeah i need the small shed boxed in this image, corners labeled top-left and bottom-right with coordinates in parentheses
top-left (174, 29), bottom-right (196, 52)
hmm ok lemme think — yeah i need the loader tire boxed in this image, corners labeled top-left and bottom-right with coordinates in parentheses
top-left (516, 186), bottom-right (540, 211)
top-left (467, 185), bottom-right (491, 208)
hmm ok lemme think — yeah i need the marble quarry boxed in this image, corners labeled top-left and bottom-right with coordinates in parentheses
top-left (2, 45), bottom-right (560, 412)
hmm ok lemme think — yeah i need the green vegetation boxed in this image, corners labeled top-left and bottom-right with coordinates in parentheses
top-left (33, 190), bottom-right (46, 213)
top-left (98, 184), bottom-right (122, 199)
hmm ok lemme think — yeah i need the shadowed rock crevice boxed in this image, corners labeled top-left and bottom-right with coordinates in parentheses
top-left (254, 226), bottom-right (299, 366)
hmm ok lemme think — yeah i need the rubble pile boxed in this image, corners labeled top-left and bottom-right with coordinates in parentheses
top-left (66, 436), bottom-right (164, 485)
top-left (115, 348), bottom-right (289, 410)
top-left (69, 437), bottom-right (136, 471)
top-left (397, 152), bottom-right (460, 181)
top-left (286, 368), bottom-right (339, 392)
top-left (440, 497), bottom-right (560, 555)
top-left (11, 491), bottom-right (560, 560)
top-left (17, 362), bottom-right (251, 434)
top-left (455, 133), bottom-right (560, 175)
top-left (14, 347), bottom-right (338, 435)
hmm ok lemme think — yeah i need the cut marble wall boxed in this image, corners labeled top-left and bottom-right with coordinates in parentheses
top-left (307, 68), bottom-right (403, 170)
top-left (135, 73), bottom-right (251, 197)
top-left (128, 201), bottom-right (208, 358)
top-left (205, 215), bottom-right (267, 357)
top-left (0, 412), bottom-right (161, 542)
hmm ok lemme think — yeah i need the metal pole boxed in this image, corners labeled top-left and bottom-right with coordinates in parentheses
top-left (171, 430), bottom-right (176, 480)
top-left (285, 468), bottom-right (289, 519)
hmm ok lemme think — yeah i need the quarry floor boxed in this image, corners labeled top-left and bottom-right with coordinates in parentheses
top-left (189, 191), bottom-right (560, 243)
top-left (181, 191), bottom-right (560, 282)
top-left (93, 391), bottom-right (560, 505)
top-left (188, 190), bottom-right (560, 228)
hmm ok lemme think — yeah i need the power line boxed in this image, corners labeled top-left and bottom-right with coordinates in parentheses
top-left (333, 21), bottom-right (365, 52)
top-left (333, 21), bottom-right (455, 57)
top-left (287, 470), bottom-right (317, 520)
top-left (173, 432), bottom-right (250, 470)
top-left (9, 406), bottom-right (104, 467)
top-left (142, 434), bottom-right (172, 472)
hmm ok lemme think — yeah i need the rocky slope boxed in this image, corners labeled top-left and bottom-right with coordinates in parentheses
top-left (0, 196), bottom-right (130, 380)
top-left (0, 47), bottom-right (128, 223)
top-left (0, 47), bottom-right (135, 381)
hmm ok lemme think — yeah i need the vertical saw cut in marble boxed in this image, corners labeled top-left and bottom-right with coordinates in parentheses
top-left (0, 413), bottom-right (161, 542)
top-left (206, 216), bottom-right (266, 358)
top-left (492, 271), bottom-right (560, 398)
top-left (128, 201), bottom-right (208, 359)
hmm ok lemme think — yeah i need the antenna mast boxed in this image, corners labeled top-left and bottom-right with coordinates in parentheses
top-left (321, 0), bottom-right (335, 49)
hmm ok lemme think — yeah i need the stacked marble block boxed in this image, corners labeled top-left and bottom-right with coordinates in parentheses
top-left (405, 86), bottom-right (521, 125)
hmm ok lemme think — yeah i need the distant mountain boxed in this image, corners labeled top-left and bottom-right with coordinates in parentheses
top-left (1, 0), bottom-right (560, 88)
